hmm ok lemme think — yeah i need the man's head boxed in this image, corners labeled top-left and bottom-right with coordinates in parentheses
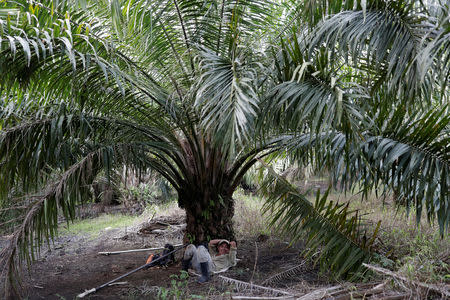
top-left (217, 239), bottom-right (231, 255)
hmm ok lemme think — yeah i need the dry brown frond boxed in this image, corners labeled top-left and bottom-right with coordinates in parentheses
top-left (261, 262), bottom-right (307, 286)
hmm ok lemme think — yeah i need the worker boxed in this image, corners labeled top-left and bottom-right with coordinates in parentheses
top-left (181, 239), bottom-right (237, 283)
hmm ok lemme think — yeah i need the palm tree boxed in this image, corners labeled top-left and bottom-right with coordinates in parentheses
top-left (0, 0), bottom-right (285, 240)
top-left (0, 0), bottom-right (448, 295)
top-left (0, 0), bottom-right (285, 295)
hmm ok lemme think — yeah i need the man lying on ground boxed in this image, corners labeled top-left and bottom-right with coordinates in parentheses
top-left (181, 239), bottom-right (237, 283)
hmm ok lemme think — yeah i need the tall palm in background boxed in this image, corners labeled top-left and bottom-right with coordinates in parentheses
top-left (0, 0), bottom-right (448, 295)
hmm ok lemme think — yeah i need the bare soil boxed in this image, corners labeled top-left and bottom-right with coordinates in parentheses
top-left (1, 210), bottom-right (415, 299)
top-left (8, 213), bottom-right (327, 300)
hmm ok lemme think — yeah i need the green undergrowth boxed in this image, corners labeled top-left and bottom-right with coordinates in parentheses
top-left (303, 188), bottom-right (450, 283)
top-left (59, 214), bottom-right (136, 238)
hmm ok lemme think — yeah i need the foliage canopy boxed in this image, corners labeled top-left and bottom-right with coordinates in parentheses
top-left (0, 0), bottom-right (448, 296)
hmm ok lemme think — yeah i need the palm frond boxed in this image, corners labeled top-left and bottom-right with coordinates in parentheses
top-left (284, 105), bottom-right (450, 234)
top-left (308, 0), bottom-right (439, 103)
top-left (261, 164), bottom-right (378, 279)
top-left (0, 0), bottom-right (173, 117)
top-left (195, 47), bottom-right (259, 154)
top-left (264, 33), bottom-right (367, 135)
top-left (295, 0), bottom-right (361, 27)
top-left (360, 105), bottom-right (450, 232)
top-left (218, 274), bottom-right (293, 296)
top-left (415, 6), bottom-right (450, 103)
top-left (264, 79), bottom-right (365, 135)
top-left (261, 262), bottom-right (307, 286)
top-left (0, 146), bottom-right (105, 298)
top-left (0, 100), bottom-right (186, 196)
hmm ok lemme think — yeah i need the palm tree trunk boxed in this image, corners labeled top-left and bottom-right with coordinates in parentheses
top-left (180, 189), bottom-right (235, 244)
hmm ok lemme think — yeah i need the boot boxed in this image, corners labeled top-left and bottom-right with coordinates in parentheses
top-left (197, 262), bottom-right (210, 283)
top-left (181, 259), bottom-right (191, 272)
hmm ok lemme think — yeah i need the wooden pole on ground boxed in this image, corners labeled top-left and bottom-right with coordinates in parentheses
top-left (98, 244), bottom-right (183, 255)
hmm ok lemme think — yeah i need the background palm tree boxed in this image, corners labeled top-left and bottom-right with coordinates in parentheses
top-left (0, 0), bottom-right (448, 296)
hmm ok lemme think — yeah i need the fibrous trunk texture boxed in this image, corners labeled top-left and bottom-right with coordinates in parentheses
top-left (180, 190), bottom-right (235, 244)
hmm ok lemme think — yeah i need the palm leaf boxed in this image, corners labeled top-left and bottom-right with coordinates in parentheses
top-left (0, 146), bottom-right (107, 297)
top-left (263, 32), bottom-right (367, 136)
top-left (307, 0), bottom-right (442, 103)
top-left (261, 163), bottom-right (378, 279)
top-left (195, 47), bottom-right (259, 153)
top-left (283, 105), bottom-right (449, 234)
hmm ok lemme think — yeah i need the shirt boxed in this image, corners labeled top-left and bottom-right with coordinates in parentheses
top-left (209, 246), bottom-right (237, 273)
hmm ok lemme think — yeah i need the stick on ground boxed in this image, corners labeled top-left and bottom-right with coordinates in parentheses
top-left (363, 263), bottom-right (450, 298)
top-left (98, 244), bottom-right (183, 255)
top-left (77, 244), bottom-right (187, 298)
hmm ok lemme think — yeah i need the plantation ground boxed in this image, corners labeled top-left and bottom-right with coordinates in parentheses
top-left (21, 228), bottom-right (321, 299)
top-left (1, 190), bottom-right (448, 299)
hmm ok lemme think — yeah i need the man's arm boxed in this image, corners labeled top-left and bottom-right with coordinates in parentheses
top-left (209, 240), bottom-right (237, 248)
top-left (208, 239), bottom-right (222, 248)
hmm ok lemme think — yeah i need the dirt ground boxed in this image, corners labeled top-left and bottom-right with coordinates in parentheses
top-left (23, 239), bottom-right (321, 299)
top-left (3, 213), bottom-right (324, 300)
top-left (0, 213), bottom-right (420, 299)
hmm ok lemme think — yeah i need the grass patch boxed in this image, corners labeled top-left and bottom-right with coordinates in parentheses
top-left (233, 189), bottom-right (274, 239)
top-left (309, 188), bottom-right (450, 283)
top-left (60, 214), bottom-right (137, 237)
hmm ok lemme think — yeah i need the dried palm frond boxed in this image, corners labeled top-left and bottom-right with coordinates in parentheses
top-left (218, 275), bottom-right (293, 297)
top-left (231, 296), bottom-right (295, 300)
top-left (363, 263), bottom-right (450, 299)
top-left (261, 262), bottom-right (307, 286)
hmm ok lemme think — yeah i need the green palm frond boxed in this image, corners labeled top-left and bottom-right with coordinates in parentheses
top-left (0, 145), bottom-right (108, 297)
top-left (261, 164), bottom-right (378, 279)
top-left (296, 0), bottom-right (361, 27)
top-left (0, 0), bottom-right (171, 113)
top-left (361, 105), bottom-right (450, 232)
top-left (264, 78), bottom-right (365, 134)
top-left (264, 32), bottom-right (366, 135)
top-left (283, 105), bottom-right (449, 234)
top-left (415, 5), bottom-right (450, 102)
top-left (101, 0), bottom-right (273, 86)
top-left (195, 47), bottom-right (259, 152)
top-left (0, 101), bottom-right (182, 198)
top-left (308, 0), bottom-right (439, 102)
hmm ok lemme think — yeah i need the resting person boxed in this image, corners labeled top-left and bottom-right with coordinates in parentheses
top-left (182, 239), bottom-right (237, 283)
